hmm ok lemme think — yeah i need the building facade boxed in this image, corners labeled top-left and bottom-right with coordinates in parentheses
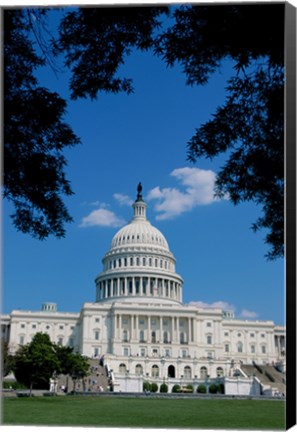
top-left (1, 185), bottom-right (286, 393)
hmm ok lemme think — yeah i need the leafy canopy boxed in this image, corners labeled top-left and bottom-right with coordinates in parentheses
top-left (4, 5), bottom-right (284, 259)
top-left (4, 9), bottom-right (80, 240)
top-left (12, 332), bottom-right (89, 391)
top-left (55, 4), bottom-right (284, 259)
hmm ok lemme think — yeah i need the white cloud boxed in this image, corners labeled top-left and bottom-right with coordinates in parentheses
top-left (239, 309), bottom-right (259, 319)
top-left (80, 208), bottom-right (126, 228)
top-left (147, 167), bottom-right (226, 220)
top-left (189, 300), bottom-right (235, 311)
top-left (113, 193), bottom-right (133, 207)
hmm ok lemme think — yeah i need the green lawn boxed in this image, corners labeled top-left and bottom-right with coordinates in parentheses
top-left (2, 395), bottom-right (285, 429)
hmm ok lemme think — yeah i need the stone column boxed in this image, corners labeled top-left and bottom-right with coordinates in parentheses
top-left (188, 318), bottom-right (192, 343)
top-left (160, 316), bottom-right (163, 343)
top-left (147, 316), bottom-right (151, 342)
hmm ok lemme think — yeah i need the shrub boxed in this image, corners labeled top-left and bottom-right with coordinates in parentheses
top-left (3, 381), bottom-right (27, 390)
top-left (197, 384), bottom-right (206, 393)
top-left (172, 384), bottom-right (181, 393)
top-left (217, 383), bottom-right (225, 394)
top-left (150, 382), bottom-right (158, 393)
top-left (143, 381), bottom-right (151, 392)
top-left (160, 383), bottom-right (168, 393)
top-left (209, 383), bottom-right (218, 394)
top-left (186, 384), bottom-right (194, 393)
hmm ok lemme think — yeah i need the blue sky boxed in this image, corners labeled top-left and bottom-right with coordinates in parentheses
top-left (2, 5), bottom-right (285, 325)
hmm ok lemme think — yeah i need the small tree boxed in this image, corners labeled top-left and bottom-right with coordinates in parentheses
top-left (1, 340), bottom-right (14, 377)
top-left (13, 333), bottom-right (60, 396)
top-left (151, 382), bottom-right (158, 393)
top-left (172, 384), bottom-right (181, 393)
top-left (217, 383), bottom-right (225, 394)
top-left (160, 383), bottom-right (168, 393)
top-left (143, 381), bottom-right (151, 392)
top-left (67, 353), bottom-right (89, 392)
top-left (197, 384), bottom-right (207, 393)
top-left (209, 383), bottom-right (218, 394)
top-left (186, 384), bottom-right (194, 393)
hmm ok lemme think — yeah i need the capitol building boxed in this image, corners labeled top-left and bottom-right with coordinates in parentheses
top-left (1, 185), bottom-right (286, 395)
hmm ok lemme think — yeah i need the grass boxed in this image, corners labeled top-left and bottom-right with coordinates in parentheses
top-left (2, 395), bottom-right (285, 429)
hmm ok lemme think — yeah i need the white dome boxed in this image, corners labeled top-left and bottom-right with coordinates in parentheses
top-left (111, 219), bottom-right (169, 251)
top-left (95, 184), bottom-right (183, 304)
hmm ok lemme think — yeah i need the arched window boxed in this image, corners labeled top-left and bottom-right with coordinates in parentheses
top-left (168, 365), bottom-right (175, 378)
top-left (184, 366), bottom-right (192, 379)
top-left (152, 365), bottom-right (159, 378)
top-left (200, 366), bottom-right (208, 379)
top-left (216, 367), bottom-right (224, 377)
top-left (119, 363), bottom-right (127, 374)
top-left (135, 364), bottom-right (143, 375)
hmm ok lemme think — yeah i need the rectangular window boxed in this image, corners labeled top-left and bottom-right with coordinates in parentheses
top-left (21, 324), bottom-right (25, 329)
top-left (32, 324), bottom-right (36, 329)
top-left (206, 322), bottom-right (212, 327)
top-left (152, 348), bottom-right (158, 356)
top-left (225, 344), bottom-right (229, 352)
top-left (59, 325), bottom-right (64, 330)
top-left (165, 349), bottom-right (171, 357)
top-left (140, 348), bottom-right (146, 357)
top-left (123, 347), bottom-right (129, 356)
top-left (95, 318), bottom-right (100, 323)
top-left (207, 335), bottom-right (212, 344)
top-left (139, 319), bottom-right (145, 325)
top-left (95, 331), bottom-right (100, 340)
top-left (224, 332), bottom-right (229, 337)
top-left (58, 338), bottom-right (63, 345)
top-left (69, 338), bottom-right (74, 347)
top-left (19, 336), bottom-right (24, 345)
top-left (251, 345), bottom-right (255, 353)
top-left (250, 333), bottom-right (255, 337)
top-left (261, 345), bottom-right (266, 354)
top-left (182, 350), bottom-right (188, 358)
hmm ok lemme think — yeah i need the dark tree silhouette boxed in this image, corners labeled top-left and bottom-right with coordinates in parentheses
top-left (4, 9), bottom-right (80, 240)
top-left (4, 5), bottom-right (285, 259)
top-left (157, 5), bottom-right (284, 259)
top-left (13, 333), bottom-right (60, 394)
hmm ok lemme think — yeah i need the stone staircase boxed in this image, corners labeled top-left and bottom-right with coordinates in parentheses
top-left (241, 363), bottom-right (286, 395)
top-left (57, 358), bottom-right (110, 393)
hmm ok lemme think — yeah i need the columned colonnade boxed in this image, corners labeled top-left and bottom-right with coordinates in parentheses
top-left (96, 275), bottom-right (182, 302)
top-left (111, 312), bottom-right (196, 344)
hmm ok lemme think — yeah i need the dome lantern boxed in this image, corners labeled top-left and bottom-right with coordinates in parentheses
top-left (132, 182), bottom-right (147, 221)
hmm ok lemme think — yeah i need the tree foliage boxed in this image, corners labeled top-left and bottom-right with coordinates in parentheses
top-left (13, 333), bottom-right (60, 392)
top-left (4, 5), bottom-right (285, 259)
top-left (157, 4), bottom-right (284, 259)
top-left (1, 340), bottom-right (14, 377)
top-left (55, 4), bottom-right (284, 260)
top-left (55, 6), bottom-right (168, 100)
top-left (12, 333), bottom-right (89, 393)
top-left (4, 9), bottom-right (80, 240)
